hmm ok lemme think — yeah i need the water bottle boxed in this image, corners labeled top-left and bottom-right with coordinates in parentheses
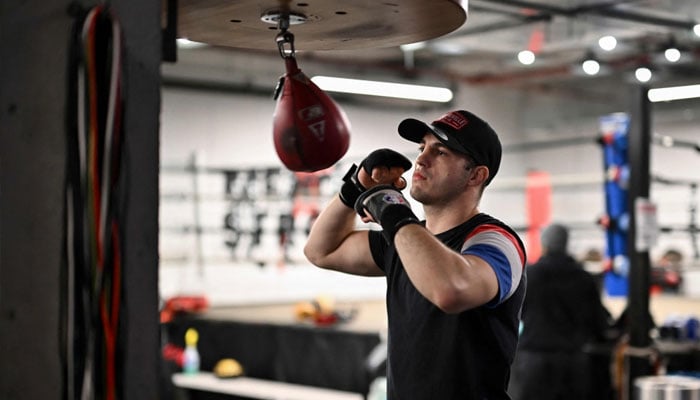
top-left (183, 328), bottom-right (200, 374)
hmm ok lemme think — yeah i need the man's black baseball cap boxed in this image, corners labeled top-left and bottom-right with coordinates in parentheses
top-left (398, 109), bottom-right (502, 186)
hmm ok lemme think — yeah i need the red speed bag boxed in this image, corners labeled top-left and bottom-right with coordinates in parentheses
top-left (273, 57), bottom-right (351, 172)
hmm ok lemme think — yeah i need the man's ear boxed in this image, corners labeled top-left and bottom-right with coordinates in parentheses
top-left (470, 166), bottom-right (490, 186)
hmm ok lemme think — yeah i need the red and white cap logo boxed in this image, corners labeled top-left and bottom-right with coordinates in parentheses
top-left (436, 111), bottom-right (469, 130)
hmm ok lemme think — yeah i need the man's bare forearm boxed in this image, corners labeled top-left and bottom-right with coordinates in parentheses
top-left (303, 195), bottom-right (380, 276)
top-left (304, 195), bottom-right (357, 264)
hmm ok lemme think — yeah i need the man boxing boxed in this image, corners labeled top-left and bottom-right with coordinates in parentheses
top-left (304, 109), bottom-right (527, 399)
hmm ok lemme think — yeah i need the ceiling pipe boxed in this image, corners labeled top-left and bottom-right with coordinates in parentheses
top-left (587, 7), bottom-right (698, 30)
top-left (476, 0), bottom-right (577, 16)
top-left (455, 64), bottom-right (573, 85)
top-left (288, 43), bottom-right (695, 89)
top-left (480, 0), bottom-right (698, 29)
top-left (448, 13), bottom-right (552, 37)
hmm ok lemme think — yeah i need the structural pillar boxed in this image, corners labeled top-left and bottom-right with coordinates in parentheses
top-left (624, 84), bottom-right (655, 400)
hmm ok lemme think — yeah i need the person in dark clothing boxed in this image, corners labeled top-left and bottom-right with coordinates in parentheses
top-left (304, 110), bottom-right (527, 399)
top-left (509, 223), bottom-right (613, 400)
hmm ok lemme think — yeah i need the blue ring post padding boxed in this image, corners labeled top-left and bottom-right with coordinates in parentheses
top-left (599, 113), bottom-right (630, 296)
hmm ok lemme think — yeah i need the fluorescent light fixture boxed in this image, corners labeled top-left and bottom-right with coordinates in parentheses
top-left (177, 38), bottom-right (206, 48)
top-left (311, 76), bottom-right (453, 103)
top-left (432, 42), bottom-right (468, 55)
top-left (648, 83), bottom-right (700, 102)
top-left (400, 41), bottom-right (427, 52)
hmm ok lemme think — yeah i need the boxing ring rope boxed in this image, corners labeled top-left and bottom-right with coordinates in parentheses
top-left (653, 133), bottom-right (700, 153)
top-left (653, 176), bottom-right (699, 261)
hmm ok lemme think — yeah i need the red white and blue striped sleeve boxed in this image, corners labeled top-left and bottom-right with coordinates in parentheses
top-left (460, 224), bottom-right (526, 307)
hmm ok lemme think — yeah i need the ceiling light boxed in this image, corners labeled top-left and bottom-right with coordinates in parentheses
top-left (648, 84), bottom-right (700, 102)
top-left (176, 38), bottom-right (206, 48)
top-left (634, 67), bottom-right (652, 83)
top-left (598, 36), bottom-right (617, 51)
top-left (664, 47), bottom-right (681, 63)
top-left (517, 50), bottom-right (536, 65)
top-left (694, 24), bottom-right (700, 37)
top-left (582, 59), bottom-right (600, 75)
top-left (400, 42), bottom-right (427, 52)
top-left (311, 76), bottom-right (453, 103)
top-left (431, 42), bottom-right (468, 55)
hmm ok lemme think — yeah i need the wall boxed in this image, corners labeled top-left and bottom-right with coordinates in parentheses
top-left (1, 1), bottom-right (161, 399)
top-left (159, 80), bottom-right (700, 306)
top-left (1, 2), bottom-right (71, 396)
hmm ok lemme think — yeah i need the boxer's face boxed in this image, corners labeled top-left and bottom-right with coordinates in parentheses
top-left (410, 134), bottom-right (473, 205)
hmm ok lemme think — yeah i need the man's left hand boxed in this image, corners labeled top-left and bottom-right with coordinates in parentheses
top-left (355, 185), bottom-right (420, 242)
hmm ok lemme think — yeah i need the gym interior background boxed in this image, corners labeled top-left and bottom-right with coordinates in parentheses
top-left (3, 0), bottom-right (700, 399)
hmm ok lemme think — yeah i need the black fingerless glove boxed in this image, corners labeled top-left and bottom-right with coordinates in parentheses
top-left (339, 163), bottom-right (365, 208)
top-left (355, 185), bottom-right (420, 243)
top-left (338, 148), bottom-right (412, 209)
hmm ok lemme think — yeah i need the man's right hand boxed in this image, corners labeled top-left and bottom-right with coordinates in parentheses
top-left (338, 148), bottom-right (412, 208)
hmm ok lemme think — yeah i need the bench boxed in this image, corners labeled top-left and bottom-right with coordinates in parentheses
top-left (172, 372), bottom-right (365, 400)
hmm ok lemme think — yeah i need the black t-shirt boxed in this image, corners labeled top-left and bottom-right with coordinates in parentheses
top-left (369, 213), bottom-right (527, 400)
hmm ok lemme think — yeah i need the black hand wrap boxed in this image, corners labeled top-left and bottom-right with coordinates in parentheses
top-left (339, 163), bottom-right (365, 208)
top-left (355, 185), bottom-right (420, 243)
top-left (338, 148), bottom-right (413, 209)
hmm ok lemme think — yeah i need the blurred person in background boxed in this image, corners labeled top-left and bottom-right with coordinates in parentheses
top-left (509, 223), bottom-right (614, 400)
top-left (651, 248), bottom-right (684, 293)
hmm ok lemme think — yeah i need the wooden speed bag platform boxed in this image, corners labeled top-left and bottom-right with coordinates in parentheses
top-left (173, 0), bottom-right (468, 50)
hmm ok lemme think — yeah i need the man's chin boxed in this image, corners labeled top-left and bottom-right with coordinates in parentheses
top-left (409, 189), bottom-right (428, 204)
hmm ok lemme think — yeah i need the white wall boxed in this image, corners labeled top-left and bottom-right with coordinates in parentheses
top-left (159, 83), bottom-right (700, 305)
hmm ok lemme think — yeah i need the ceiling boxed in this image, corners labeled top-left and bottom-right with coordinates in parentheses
top-left (164, 0), bottom-right (700, 94)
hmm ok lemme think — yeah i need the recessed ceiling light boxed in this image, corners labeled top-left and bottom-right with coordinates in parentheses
top-left (664, 47), bottom-right (681, 63)
top-left (635, 67), bottom-right (652, 83)
top-left (598, 36), bottom-right (617, 51)
top-left (582, 59), bottom-right (600, 75)
top-left (517, 50), bottom-right (536, 65)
